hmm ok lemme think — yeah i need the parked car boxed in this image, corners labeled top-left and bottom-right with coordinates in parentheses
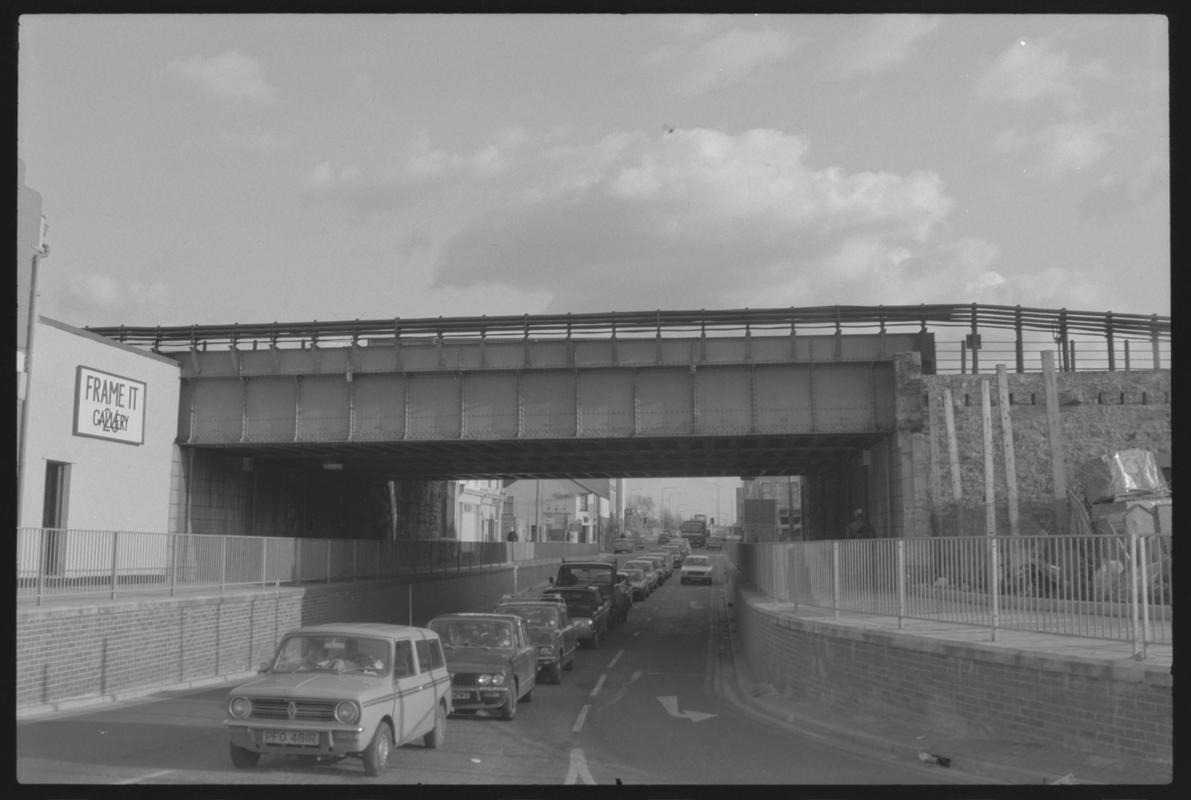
top-left (553, 559), bottom-right (631, 626)
top-left (623, 567), bottom-right (650, 600)
top-left (541, 585), bottom-right (611, 648)
top-left (680, 555), bottom-right (714, 585)
top-left (224, 622), bottom-right (451, 777)
top-left (623, 559), bottom-right (659, 593)
top-left (705, 536), bottom-right (724, 551)
top-left (612, 537), bottom-right (635, 554)
top-left (492, 599), bottom-right (578, 684)
top-left (661, 543), bottom-right (684, 567)
top-left (657, 532), bottom-right (671, 544)
top-left (426, 613), bottom-right (537, 721)
top-left (643, 553), bottom-right (671, 582)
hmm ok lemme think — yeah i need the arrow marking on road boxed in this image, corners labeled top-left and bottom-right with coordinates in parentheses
top-left (657, 695), bottom-right (717, 722)
top-left (565, 748), bottom-right (596, 785)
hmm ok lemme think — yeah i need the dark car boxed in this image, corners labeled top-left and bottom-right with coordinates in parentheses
top-left (612, 537), bottom-right (635, 554)
top-left (426, 613), bottom-right (537, 720)
top-left (554, 559), bottom-right (631, 626)
top-left (492, 599), bottom-right (578, 684)
top-left (541, 585), bottom-right (610, 648)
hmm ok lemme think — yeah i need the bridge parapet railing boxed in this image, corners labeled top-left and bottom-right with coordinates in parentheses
top-left (727, 532), bottom-right (1172, 659)
top-left (85, 303), bottom-right (1170, 375)
top-left (16, 528), bottom-right (590, 606)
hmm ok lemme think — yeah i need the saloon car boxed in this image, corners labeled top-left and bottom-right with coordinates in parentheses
top-left (224, 623), bottom-right (451, 777)
top-left (623, 567), bottom-right (650, 599)
top-left (541, 585), bottom-right (610, 648)
top-left (492, 599), bottom-right (578, 684)
top-left (680, 554), bottom-right (714, 584)
top-left (623, 559), bottom-right (659, 593)
top-left (427, 612), bottom-right (537, 721)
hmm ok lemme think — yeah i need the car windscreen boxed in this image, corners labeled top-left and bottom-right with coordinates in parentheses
top-left (685, 557), bottom-right (710, 566)
top-left (497, 606), bottom-right (559, 629)
top-left (429, 619), bottom-right (514, 649)
top-left (625, 561), bottom-right (653, 572)
top-left (271, 634), bottom-right (391, 675)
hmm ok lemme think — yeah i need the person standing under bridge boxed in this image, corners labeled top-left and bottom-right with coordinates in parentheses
top-left (845, 508), bottom-right (875, 539)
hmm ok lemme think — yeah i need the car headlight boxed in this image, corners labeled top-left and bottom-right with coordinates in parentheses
top-left (334, 700), bottom-right (361, 724)
top-left (538, 646), bottom-right (554, 656)
top-left (228, 696), bottom-right (252, 719)
top-left (477, 673), bottom-right (492, 685)
top-left (490, 673), bottom-right (507, 686)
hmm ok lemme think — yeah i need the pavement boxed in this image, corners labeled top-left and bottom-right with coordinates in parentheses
top-left (719, 578), bottom-right (1174, 786)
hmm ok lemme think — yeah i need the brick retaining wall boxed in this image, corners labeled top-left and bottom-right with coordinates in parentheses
top-left (16, 560), bottom-right (560, 711)
top-left (733, 582), bottom-right (1172, 766)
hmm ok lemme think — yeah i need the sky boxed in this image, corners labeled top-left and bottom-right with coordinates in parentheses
top-left (18, 14), bottom-right (1170, 333)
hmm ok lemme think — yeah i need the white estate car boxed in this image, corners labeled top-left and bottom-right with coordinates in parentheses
top-left (679, 555), bottom-right (714, 585)
top-left (225, 623), bottom-right (451, 776)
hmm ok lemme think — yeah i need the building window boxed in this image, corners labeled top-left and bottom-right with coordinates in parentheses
top-left (579, 495), bottom-right (589, 512)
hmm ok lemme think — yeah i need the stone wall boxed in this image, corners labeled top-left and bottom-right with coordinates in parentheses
top-left (16, 560), bottom-right (560, 712)
top-left (913, 369), bottom-right (1170, 536)
top-left (734, 583), bottom-right (1172, 767)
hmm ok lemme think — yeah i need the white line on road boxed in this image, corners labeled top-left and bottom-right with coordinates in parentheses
top-left (572, 703), bottom-right (591, 732)
top-left (565, 747), bottom-right (596, 785)
top-left (590, 674), bottom-right (607, 698)
top-left (116, 769), bottom-right (175, 784)
top-left (607, 649), bottom-right (624, 669)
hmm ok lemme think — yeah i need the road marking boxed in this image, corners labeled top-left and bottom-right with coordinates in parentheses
top-left (607, 649), bottom-right (624, 668)
top-left (565, 747), bottom-right (596, 785)
top-left (572, 703), bottom-right (591, 732)
top-left (116, 769), bottom-right (175, 784)
top-left (590, 674), bottom-right (606, 698)
top-left (658, 695), bottom-right (716, 722)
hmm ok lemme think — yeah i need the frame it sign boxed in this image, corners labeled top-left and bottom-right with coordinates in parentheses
top-left (73, 366), bottom-right (146, 445)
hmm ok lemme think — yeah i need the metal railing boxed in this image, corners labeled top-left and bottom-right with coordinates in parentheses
top-left (85, 303), bottom-right (1170, 374)
top-left (729, 532), bottom-right (1172, 659)
top-left (16, 528), bottom-right (597, 606)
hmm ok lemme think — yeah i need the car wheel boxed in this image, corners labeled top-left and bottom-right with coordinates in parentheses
top-left (564, 651), bottom-right (575, 671)
top-left (523, 681), bottom-right (534, 702)
top-left (547, 658), bottom-right (563, 684)
top-left (500, 682), bottom-right (518, 721)
top-left (229, 743), bottom-right (260, 769)
top-left (590, 629), bottom-right (600, 649)
top-left (363, 722), bottom-right (393, 777)
top-left (423, 702), bottom-right (446, 749)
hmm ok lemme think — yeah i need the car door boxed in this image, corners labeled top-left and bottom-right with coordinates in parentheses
top-left (556, 606), bottom-right (577, 661)
top-left (392, 638), bottom-right (430, 744)
top-left (405, 636), bottom-right (441, 740)
top-left (512, 619), bottom-right (536, 695)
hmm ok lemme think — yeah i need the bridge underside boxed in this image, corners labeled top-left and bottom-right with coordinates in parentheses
top-left (188, 431), bottom-right (888, 481)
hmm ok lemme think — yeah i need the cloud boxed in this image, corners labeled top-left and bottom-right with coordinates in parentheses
top-left (976, 37), bottom-right (1077, 106)
top-left (835, 15), bottom-right (942, 78)
top-left (994, 119), bottom-right (1116, 175)
top-left (62, 274), bottom-right (170, 320)
top-left (430, 127), bottom-right (958, 311)
top-left (646, 27), bottom-right (797, 97)
top-left (304, 161), bottom-right (361, 189)
top-left (221, 127), bottom-right (284, 154)
top-left (168, 51), bottom-right (277, 103)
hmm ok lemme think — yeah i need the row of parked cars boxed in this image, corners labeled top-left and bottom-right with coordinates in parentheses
top-left (223, 547), bottom-right (715, 777)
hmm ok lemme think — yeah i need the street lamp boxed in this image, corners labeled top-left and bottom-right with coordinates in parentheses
top-left (661, 485), bottom-right (680, 530)
top-left (701, 481), bottom-right (721, 525)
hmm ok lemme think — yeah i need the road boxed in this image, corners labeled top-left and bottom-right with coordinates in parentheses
top-left (17, 554), bottom-right (967, 785)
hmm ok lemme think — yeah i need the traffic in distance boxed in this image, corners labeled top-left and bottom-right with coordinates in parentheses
top-left (221, 538), bottom-right (695, 778)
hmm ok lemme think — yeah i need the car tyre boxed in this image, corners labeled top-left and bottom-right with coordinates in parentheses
top-left (564, 651), bottom-right (575, 671)
top-left (546, 657), bottom-right (563, 684)
top-left (423, 702), bottom-right (447, 749)
top-left (523, 682), bottom-right (534, 702)
top-left (229, 743), bottom-right (260, 769)
top-left (362, 721), bottom-right (392, 777)
top-left (500, 682), bottom-right (518, 721)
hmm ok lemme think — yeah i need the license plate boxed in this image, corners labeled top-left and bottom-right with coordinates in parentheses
top-left (453, 690), bottom-right (472, 701)
top-left (262, 730), bottom-right (318, 746)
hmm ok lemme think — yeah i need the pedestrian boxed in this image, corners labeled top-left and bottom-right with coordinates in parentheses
top-left (506, 530), bottom-right (518, 542)
top-left (845, 508), bottom-right (875, 539)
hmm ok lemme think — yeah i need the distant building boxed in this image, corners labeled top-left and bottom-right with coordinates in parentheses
top-left (740, 476), bottom-right (804, 540)
top-left (451, 480), bottom-right (504, 541)
top-left (502, 478), bottom-right (616, 546)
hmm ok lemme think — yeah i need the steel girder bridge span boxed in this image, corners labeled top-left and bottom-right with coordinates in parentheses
top-left (159, 326), bottom-right (922, 485)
